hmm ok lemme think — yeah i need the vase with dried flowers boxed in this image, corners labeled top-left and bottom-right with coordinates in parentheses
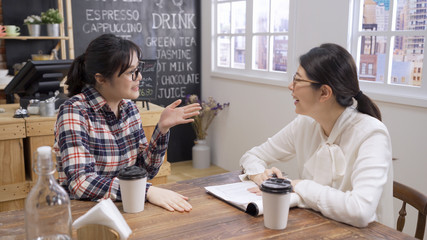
top-left (186, 94), bottom-right (229, 168)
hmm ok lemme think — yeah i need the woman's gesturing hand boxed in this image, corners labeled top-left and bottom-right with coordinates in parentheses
top-left (158, 99), bottom-right (201, 134)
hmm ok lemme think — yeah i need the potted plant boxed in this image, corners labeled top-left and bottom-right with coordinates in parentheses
top-left (24, 15), bottom-right (42, 37)
top-left (41, 8), bottom-right (63, 37)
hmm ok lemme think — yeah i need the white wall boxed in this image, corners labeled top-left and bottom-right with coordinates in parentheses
top-left (201, 0), bottom-right (426, 238)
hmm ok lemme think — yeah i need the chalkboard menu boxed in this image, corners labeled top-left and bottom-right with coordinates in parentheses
top-left (71, 0), bottom-right (201, 162)
top-left (138, 59), bottom-right (158, 101)
top-left (70, 0), bottom-right (200, 105)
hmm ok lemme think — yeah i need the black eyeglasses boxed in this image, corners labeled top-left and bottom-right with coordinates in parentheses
top-left (130, 61), bottom-right (145, 81)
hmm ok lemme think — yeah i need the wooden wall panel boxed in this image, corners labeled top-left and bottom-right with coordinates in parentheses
top-left (0, 138), bottom-right (25, 185)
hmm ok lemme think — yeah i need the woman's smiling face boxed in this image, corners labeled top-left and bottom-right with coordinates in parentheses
top-left (102, 52), bottom-right (142, 102)
top-left (288, 66), bottom-right (322, 116)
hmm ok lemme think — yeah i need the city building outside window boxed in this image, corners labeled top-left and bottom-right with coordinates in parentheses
top-left (213, 0), bottom-right (293, 84)
top-left (351, 0), bottom-right (427, 107)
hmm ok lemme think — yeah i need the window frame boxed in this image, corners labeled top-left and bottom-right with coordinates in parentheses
top-left (211, 0), bottom-right (296, 87)
top-left (350, 0), bottom-right (427, 108)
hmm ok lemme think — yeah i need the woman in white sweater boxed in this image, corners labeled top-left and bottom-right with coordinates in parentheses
top-left (240, 43), bottom-right (393, 228)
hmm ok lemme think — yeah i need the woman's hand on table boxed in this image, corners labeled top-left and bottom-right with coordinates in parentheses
top-left (247, 167), bottom-right (285, 196)
top-left (248, 179), bottom-right (301, 195)
top-left (158, 99), bottom-right (201, 134)
top-left (248, 167), bottom-right (284, 186)
top-left (146, 186), bottom-right (192, 212)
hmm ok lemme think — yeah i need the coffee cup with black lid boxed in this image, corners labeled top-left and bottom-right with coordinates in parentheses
top-left (118, 165), bottom-right (147, 213)
top-left (260, 177), bottom-right (293, 230)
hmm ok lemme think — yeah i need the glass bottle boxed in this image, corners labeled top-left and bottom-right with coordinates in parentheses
top-left (25, 146), bottom-right (72, 240)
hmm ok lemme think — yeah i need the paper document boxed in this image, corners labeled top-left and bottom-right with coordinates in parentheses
top-left (205, 181), bottom-right (264, 216)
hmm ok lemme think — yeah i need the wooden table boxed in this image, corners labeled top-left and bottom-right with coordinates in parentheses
top-left (0, 171), bottom-right (416, 239)
top-left (0, 103), bottom-right (170, 212)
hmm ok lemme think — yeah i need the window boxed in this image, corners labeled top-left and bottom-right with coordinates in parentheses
top-left (351, 0), bottom-right (427, 107)
top-left (362, 63), bottom-right (367, 74)
top-left (213, 0), bottom-right (294, 84)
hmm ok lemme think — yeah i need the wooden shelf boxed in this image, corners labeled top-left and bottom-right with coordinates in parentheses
top-left (0, 36), bottom-right (70, 40)
top-left (0, 0), bottom-right (74, 60)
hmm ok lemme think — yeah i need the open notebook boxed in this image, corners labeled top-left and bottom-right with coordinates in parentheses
top-left (205, 181), bottom-right (263, 216)
top-left (205, 181), bottom-right (299, 216)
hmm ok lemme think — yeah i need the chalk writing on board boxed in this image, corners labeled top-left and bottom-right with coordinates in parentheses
top-left (71, 0), bottom-right (200, 106)
top-left (152, 35), bottom-right (199, 99)
top-left (138, 60), bottom-right (157, 101)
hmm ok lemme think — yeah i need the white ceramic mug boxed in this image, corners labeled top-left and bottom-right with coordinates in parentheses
top-left (261, 178), bottom-right (293, 230)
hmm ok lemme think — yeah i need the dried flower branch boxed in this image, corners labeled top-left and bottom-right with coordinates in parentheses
top-left (186, 94), bottom-right (230, 140)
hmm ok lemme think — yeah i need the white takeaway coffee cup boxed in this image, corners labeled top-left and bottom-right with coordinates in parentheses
top-left (118, 165), bottom-right (147, 213)
top-left (260, 177), bottom-right (293, 230)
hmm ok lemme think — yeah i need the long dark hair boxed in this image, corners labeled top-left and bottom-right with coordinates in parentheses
top-left (66, 34), bottom-right (142, 97)
top-left (299, 43), bottom-right (382, 121)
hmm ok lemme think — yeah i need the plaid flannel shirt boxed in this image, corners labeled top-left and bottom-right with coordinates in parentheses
top-left (53, 86), bottom-right (169, 201)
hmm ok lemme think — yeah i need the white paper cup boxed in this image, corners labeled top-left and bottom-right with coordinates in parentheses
top-left (261, 178), bottom-right (292, 230)
top-left (118, 166), bottom-right (147, 213)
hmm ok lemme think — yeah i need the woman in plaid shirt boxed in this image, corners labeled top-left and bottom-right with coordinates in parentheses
top-left (54, 34), bottom-right (200, 212)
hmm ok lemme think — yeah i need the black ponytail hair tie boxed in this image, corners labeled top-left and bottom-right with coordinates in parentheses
top-left (354, 91), bottom-right (363, 100)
